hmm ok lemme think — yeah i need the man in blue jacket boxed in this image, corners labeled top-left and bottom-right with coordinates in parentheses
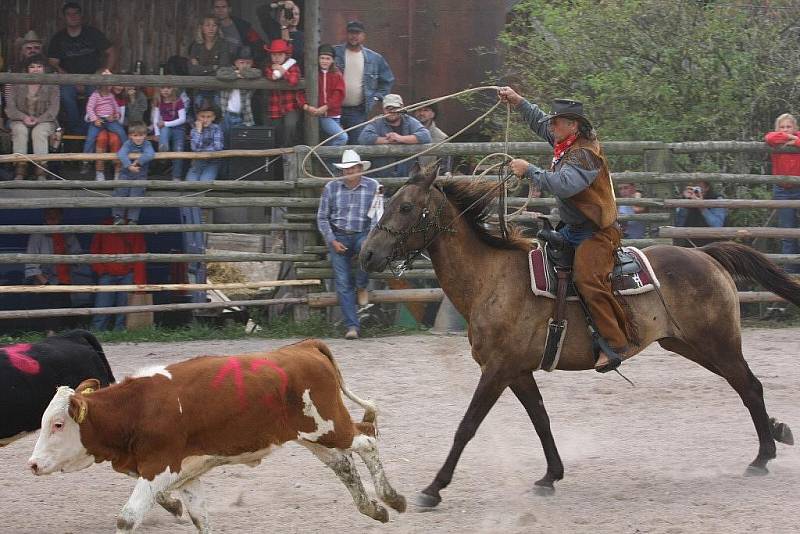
top-left (334, 20), bottom-right (395, 142)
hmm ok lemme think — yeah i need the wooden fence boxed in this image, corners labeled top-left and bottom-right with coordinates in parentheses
top-left (0, 140), bottom-right (797, 325)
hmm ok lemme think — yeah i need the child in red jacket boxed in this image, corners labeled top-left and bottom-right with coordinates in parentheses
top-left (264, 39), bottom-right (305, 147)
top-left (764, 113), bottom-right (800, 272)
top-left (303, 44), bottom-right (347, 146)
top-left (90, 222), bottom-right (147, 331)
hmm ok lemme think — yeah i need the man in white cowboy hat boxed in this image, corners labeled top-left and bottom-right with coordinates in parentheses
top-left (317, 149), bottom-right (382, 339)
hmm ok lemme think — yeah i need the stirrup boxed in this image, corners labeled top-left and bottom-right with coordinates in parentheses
top-left (592, 336), bottom-right (624, 374)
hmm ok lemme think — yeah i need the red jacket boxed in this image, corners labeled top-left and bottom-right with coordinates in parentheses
top-left (317, 69), bottom-right (345, 117)
top-left (90, 226), bottom-right (147, 284)
top-left (764, 131), bottom-right (800, 188)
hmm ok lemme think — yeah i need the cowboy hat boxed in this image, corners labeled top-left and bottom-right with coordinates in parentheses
top-left (334, 149), bottom-right (371, 171)
top-left (538, 98), bottom-right (592, 129)
top-left (264, 39), bottom-right (292, 54)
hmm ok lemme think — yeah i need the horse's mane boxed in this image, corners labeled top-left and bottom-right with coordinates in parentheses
top-left (440, 179), bottom-right (532, 251)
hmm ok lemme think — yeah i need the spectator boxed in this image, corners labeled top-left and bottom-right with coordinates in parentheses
top-left (212, 0), bottom-right (266, 66)
top-left (413, 99), bottom-right (451, 171)
top-left (181, 103), bottom-right (224, 302)
top-left (189, 14), bottom-right (232, 111)
top-left (151, 86), bottom-right (187, 180)
top-left (674, 181), bottom-right (727, 247)
top-left (47, 2), bottom-right (115, 134)
top-left (10, 30), bottom-right (44, 73)
top-left (334, 21), bottom-right (395, 142)
top-left (89, 222), bottom-right (146, 332)
top-left (114, 122), bottom-right (154, 225)
top-left (764, 113), bottom-right (800, 273)
top-left (81, 71), bottom-right (128, 178)
top-left (316, 149), bottom-right (381, 340)
top-left (23, 208), bottom-right (80, 333)
top-left (258, 1), bottom-right (304, 70)
top-left (216, 46), bottom-right (263, 143)
top-left (358, 94), bottom-right (431, 177)
top-left (6, 54), bottom-right (60, 181)
top-left (114, 80), bottom-right (149, 126)
top-left (617, 182), bottom-right (646, 239)
top-left (94, 81), bottom-right (139, 181)
top-left (303, 44), bottom-right (347, 146)
top-left (263, 39), bottom-right (305, 148)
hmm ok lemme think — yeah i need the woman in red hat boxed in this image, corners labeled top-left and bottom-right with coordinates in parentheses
top-left (263, 39), bottom-right (305, 148)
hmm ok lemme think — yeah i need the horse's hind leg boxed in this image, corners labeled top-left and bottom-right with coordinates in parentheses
top-left (509, 373), bottom-right (564, 494)
top-left (659, 338), bottom-right (781, 474)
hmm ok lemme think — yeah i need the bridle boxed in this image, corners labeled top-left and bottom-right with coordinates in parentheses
top-left (373, 174), bottom-right (517, 276)
top-left (373, 185), bottom-right (455, 276)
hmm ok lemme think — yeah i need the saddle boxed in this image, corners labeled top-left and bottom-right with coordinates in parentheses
top-left (529, 219), bottom-right (660, 372)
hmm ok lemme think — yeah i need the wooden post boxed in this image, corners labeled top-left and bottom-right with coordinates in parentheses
top-left (304, 0), bottom-right (320, 146)
top-left (642, 142), bottom-right (673, 231)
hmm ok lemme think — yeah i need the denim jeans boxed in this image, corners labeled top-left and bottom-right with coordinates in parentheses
top-left (91, 272), bottom-right (134, 331)
top-left (559, 224), bottom-right (596, 248)
top-left (329, 229), bottom-right (370, 330)
top-left (159, 126), bottom-right (185, 179)
top-left (61, 84), bottom-right (95, 134)
top-left (320, 117), bottom-right (348, 146)
top-left (774, 185), bottom-right (800, 272)
top-left (341, 106), bottom-right (367, 144)
top-left (222, 111), bottom-right (244, 146)
top-left (186, 159), bottom-right (220, 182)
top-left (83, 120), bottom-right (128, 153)
top-left (113, 170), bottom-right (146, 223)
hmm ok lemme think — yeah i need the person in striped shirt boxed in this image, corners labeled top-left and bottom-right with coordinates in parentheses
top-left (82, 73), bottom-right (128, 177)
top-left (317, 149), bottom-right (381, 339)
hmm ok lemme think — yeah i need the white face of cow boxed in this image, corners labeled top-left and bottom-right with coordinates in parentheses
top-left (28, 387), bottom-right (94, 475)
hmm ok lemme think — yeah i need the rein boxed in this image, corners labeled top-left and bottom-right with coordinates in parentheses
top-left (374, 173), bottom-right (518, 276)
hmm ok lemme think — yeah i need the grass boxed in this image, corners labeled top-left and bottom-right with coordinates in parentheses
top-left (0, 315), bottom-right (428, 345)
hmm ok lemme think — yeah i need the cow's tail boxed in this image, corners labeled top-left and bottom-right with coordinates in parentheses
top-left (700, 242), bottom-right (800, 306)
top-left (312, 339), bottom-right (379, 426)
top-left (72, 329), bottom-right (116, 384)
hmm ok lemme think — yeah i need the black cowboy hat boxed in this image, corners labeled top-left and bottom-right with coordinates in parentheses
top-left (538, 98), bottom-right (592, 129)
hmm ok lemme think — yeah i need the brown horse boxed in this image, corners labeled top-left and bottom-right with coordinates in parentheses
top-left (359, 165), bottom-right (797, 508)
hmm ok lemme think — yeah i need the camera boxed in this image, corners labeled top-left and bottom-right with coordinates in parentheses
top-left (270, 1), bottom-right (294, 21)
top-left (691, 186), bottom-right (702, 194)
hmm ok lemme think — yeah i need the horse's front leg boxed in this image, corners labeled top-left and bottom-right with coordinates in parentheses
top-left (417, 363), bottom-right (509, 508)
top-left (510, 373), bottom-right (564, 494)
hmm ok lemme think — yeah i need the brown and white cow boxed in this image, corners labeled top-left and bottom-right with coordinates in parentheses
top-left (28, 339), bottom-right (405, 533)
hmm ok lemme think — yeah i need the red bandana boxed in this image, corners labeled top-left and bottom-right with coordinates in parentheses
top-left (552, 133), bottom-right (578, 170)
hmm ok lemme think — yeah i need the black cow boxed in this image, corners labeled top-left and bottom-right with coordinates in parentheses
top-left (0, 330), bottom-right (115, 446)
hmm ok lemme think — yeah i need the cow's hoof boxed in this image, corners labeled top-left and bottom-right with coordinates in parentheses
top-left (744, 464), bottom-right (769, 477)
top-left (372, 504), bottom-right (389, 523)
top-left (385, 493), bottom-right (407, 513)
top-left (415, 491), bottom-right (441, 509)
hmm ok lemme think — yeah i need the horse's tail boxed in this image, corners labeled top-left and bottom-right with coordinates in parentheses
top-left (700, 242), bottom-right (800, 306)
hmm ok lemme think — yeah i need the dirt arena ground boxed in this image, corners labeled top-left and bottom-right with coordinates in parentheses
top-left (1, 328), bottom-right (798, 533)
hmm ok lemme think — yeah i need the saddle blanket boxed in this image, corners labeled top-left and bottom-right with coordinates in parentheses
top-left (528, 246), bottom-right (660, 300)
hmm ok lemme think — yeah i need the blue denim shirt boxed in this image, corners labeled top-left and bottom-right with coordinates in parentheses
top-left (117, 140), bottom-right (155, 178)
top-left (334, 44), bottom-right (395, 114)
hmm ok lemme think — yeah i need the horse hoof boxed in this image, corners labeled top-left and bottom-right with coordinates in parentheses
top-left (771, 420), bottom-right (794, 446)
top-left (744, 464), bottom-right (769, 477)
top-left (533, 485), bottom-right (556, 497)
top-left (415, 491), bottom-right (441, 509)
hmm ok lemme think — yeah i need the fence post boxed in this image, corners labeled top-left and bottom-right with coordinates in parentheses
top-left (642, 143), bottom-right (674, 229)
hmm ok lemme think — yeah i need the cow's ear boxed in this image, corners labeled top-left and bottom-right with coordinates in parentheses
top-left (76, 378), bottom-right (101, 395)
top-left (68, 395), bottom-right (88, 424)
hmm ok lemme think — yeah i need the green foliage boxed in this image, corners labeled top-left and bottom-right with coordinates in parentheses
top-left (496, 0), bottom-right (800, 144)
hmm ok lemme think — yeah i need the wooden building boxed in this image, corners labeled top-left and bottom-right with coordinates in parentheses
top-left (1, 0), bottom-right (518, 134)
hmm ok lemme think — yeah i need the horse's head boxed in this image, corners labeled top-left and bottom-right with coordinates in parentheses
top-left (360, 162), bottom-right (442, 273)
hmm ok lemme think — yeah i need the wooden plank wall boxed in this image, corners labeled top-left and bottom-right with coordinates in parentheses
top-left (1, 0), bottom-right (232, 74)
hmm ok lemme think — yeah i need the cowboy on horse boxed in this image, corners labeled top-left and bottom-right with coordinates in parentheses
top-left (499, 87), bottom-right (628, 372)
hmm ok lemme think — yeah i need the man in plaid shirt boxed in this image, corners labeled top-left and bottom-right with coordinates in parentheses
top-left (264, 39), bottom-right (305, 147)
top-left (317, 149), bottom-right (381, 339)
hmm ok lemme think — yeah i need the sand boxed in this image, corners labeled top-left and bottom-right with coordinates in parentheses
top-left (1, 329), bottom-right (797, 533)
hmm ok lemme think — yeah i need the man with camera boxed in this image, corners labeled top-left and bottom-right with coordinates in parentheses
top-left (258, 1), bottom-right (304, 69)
top-left (674, 181), bottom-right (727, 247)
